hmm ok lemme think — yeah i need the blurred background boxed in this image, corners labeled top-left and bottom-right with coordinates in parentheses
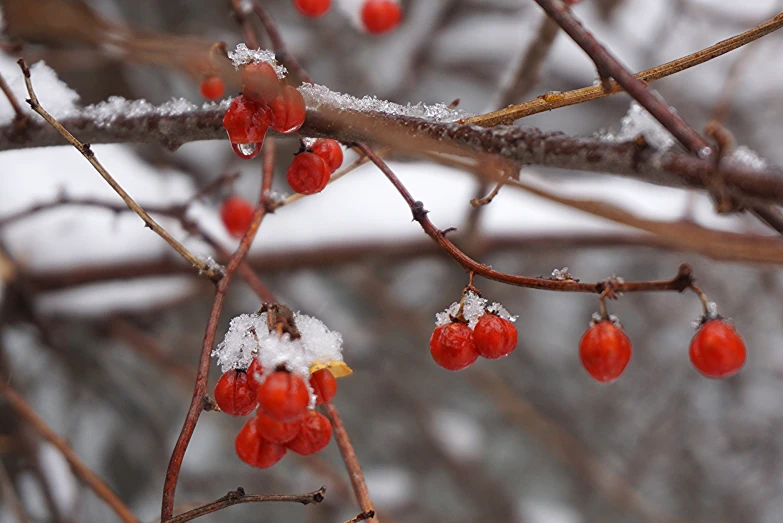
top-left (1, 0), bottom-right (783, 522)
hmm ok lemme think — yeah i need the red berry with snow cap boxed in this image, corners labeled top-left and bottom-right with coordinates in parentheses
top-left (309, 369), bottom-right (337, 405)
top-left (214, 369), bottom-right (257, 416)
top-left (430, 322), bottom-right (478, 371)
top-left (689, 319), bottom-right (746, 378)
top-left (242, 62), bottom-right (281, 106)
top-left (257, 371), bottom-right (310, 422)
top-left (474, 313), bottom-right (517, 359)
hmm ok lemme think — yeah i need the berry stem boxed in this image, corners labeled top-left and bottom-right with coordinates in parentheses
top-left (689, 284), bottom-right (710, 315)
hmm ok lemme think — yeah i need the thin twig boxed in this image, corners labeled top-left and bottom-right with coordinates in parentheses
top-left (160, 139), bottom-right (276, 520)
top-left (163, 486), bottom-right (325, 523)
top-left (0, 70), bottom-right (28, 128)
top-left (466, 12), bottom-right (783, 126)
top-left (250, 1), bottom-right (313, 84)
top-left (0, 381), bottom-right (137, 523)
top-left (343, 510), bottom-right (377, 523)
top-left (323, 402), bottom-right (378, 523)
top-left (16, 59), bottom-right (223, 282)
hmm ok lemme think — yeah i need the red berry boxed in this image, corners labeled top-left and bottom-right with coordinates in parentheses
top-left (689, 319), bottom-right (746, 378)
top-left (222, 95), bottom-right (271, 144)
top-left (214, 370), bottom-right (257, 416)
top-left (429, 322), bottom-right (478, 371)
top-left (200, 75), bottom-right (225, 100)
top-left (294, 0), bottom-right (331, 17)
top-left (247, 358), bottom-right (264, 389)
top-left (235, 418), bottom-right (287, 468)
top-left (310, 139), bottom-right (343, 173)
top-left (220, 196), bottom-right (254, 238)
top-left (579, 320), bottom-right (632, 383)
top-left (255, 411), bottom-right (304, 444)
top-left (473, 314), bottom-right (517, 360)
top-left (309, 369), bottom-right (337, 405)
top-left (269, 85), bottom-right (307, 134)
top-left (257, 371), bottom-right (310, 421)
top-left (241, 62), bottom-right (281, 105)
top-left (361, 0), bottom-right (402, 34)
top-left (285, 410), bottom-right (332, 455)
top-left (286, 152), bottom-right (331, 195)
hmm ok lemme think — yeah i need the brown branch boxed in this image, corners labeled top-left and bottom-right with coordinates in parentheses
top-left (0, 381), bottom-right (138, 523)
top-left (323, 402), bottom-right (378, 523)
top-left (160, 139), bottom-right (276, 520)
top-left (467, 12), bottom-right (783, 127)
top-left (16, 59), bottom-right (223, 282)
top-left (357, 143), bottom-right (696, 293)
top-left (0, 70), bottom-right (28, 129)
top-left (249, 2), bottom-right (313, 84)
top-left (163, 486), bottom-right (325, 523)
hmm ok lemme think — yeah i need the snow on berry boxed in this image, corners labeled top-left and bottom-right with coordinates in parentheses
top-left (434, 290), bottom-right (516, 330)
top-left (228, 44), bottom-right (288, 78)
top-left (212, 308), bottom-right (349, 408)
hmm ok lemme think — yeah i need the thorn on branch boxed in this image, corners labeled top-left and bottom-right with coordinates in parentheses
top-left (411, 200), bottom-right (429, 222)
top-left (440, 227), bottom-right (457, 236)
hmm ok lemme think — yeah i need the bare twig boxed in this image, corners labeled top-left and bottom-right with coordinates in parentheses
top-left (160, 139), bottom-right (276, 520)
top-left (323, 402), bottom-right (378, 523)
top-left (163, 486), bottom-right (325, 523)
top-left (16, 59), bottom-right (223, 282)
top-left (0, 381), bottom-right (137, 523)
top-left (343, 510), bottom-right (377, 523)
top-left (0, 70), bottom-right (28, 128)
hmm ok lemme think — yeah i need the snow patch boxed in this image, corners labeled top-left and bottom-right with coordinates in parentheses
top-left (435, 290), bottom-right (516, 329)
top-left (228, 43), bottom-right (287, 78)
top-left (599, 101), bottom-right (675, 150)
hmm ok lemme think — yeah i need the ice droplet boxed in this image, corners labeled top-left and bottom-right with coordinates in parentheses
top-left (232, 142), bottom-right (262, 160)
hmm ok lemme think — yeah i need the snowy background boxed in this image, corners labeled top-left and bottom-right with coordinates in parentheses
top-left (1, 0), bottom-right (783, 522)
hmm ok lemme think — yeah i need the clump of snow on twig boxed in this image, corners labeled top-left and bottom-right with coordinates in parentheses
top-left (434, 290), bottom-right (517, 329)
top-left (551, 267), bottom-right (570, 280)
top-left (228, 43), bottom-right (287, 78)
top-left (299, 83), bottom-right (473, 123)
top-left (199, 256), bottom-right (225, 276)
top-left (598, 100), bottom-right (676, 151)
top-left (724, 145), bottom-right (769, 171)
top-left (80, 97), bottom-right (230, 128)
top-left (0, 53), bottom-right (79, 124)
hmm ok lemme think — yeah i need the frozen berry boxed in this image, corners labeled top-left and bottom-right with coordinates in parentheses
top-left (294, 0), bottom-right (331, 17)
top-left (286, 152), bottom-right (331, 195)
top-left (247, 358), bottom-right (264, 389)
top-left (309, 369), bottom-right (337, 405)
top-left (242, 62), bottom-right (281, 105)
top-left (310, 139), bottom-right (343, 172)
top-left (255, 411), bottom-right (304, 444)
top-left (257, 371), bottom-right (310, 421)
top-left (235, 418), bottom-right (287, 468)
top-left (286, 410), bottom-right (332, 455)
top-left (430, 322), bottom-right (478, 371)
top-left (474, 313), bottom-right (517, 360)
top-left (200, 75), bottom-right (225, 100)
top-left (223, 95), bottom-right (271, 144)
top-left (220, 196), bottom-right (254, 238)
top-left (579, 320), bottom-right (632, 383)
top-left (269, 85), bottom-right (306, 134)
top-left (214, 369), bottom-right (257, 416)
top-left (689, 319), bottom-right (746, 378)
top-left (361, 0), bottom-right (402, 34)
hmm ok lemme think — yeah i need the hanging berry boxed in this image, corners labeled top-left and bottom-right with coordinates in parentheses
top-left (256, 370), bottom-right (310, 421)
top-left (214, 369), bottom-right (257, 416)
top-left (220, 196), bottom-right (255, 238)
top-left (200, 75), bottom-right (225, 100)
top-left (223, 95), bottom-right (271, 159)
top-left (286, 410), bottom-right (333, 455)
top-left (246, 358), bottom-right (264, 389)
top-left (269, 85), bottom-right (307, 134)
top-left (254, 411), bottom-right (304, 444)
top-left (473, 313), bottom-right (518, 360)
top-left (309, 368), bottom-right (337, 405)
top-left (286, 152), bottom-right (331, 195)
top-left (689, 319), bottom-right (746, 378)
top-left (361, 0), bottom-right (402, 34)
top-left (579, 319), bottom-right (632, 383)
top-left (242, 62), bottom-right (282, 106)
top-left (235, 418), bottom-right (287, 468)
top-left (430, 322), bottom-right (478, 371)
top-left (310, 139), bottom-right (344, 172)
top-left (294, 0), bottom-right (331, 17)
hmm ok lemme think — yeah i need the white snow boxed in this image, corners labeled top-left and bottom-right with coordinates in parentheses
top-left (430, 409), bottom-right (485, 461)
top-left (228, 43), bottom-right (287, 78)
top-left (80, 96), bottom-right (229, 128)
top-left (599, 100), bottom-right (676, 150)
top-left (725, 145), bottom-right (769, 171)
top-left (212, 310), bottom-right (345, 406)
top-left (435, 290), bottom-right (516, 329)
top-left (550, 267), bottom-right (571, 280)
top-left (299, 83), bottom-right (473, 122)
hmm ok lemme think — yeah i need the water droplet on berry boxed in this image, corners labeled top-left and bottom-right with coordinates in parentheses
top-left (232, 142), bottom-right (262, 160)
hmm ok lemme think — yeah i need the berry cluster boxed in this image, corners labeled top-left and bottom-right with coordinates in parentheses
top-left (430, 289), bottom-right (518, 371)
top-left (578, 305), bottom-right (746, 383)
top-left (211, 305), bottom-right (350, 468)
top-left (223, 60), bottom-right (306, 160)
top-left (292, 0), bottom-right (402, 35)
top-left (287, 139), bottom-right (343, 195)
top-left (215, 363), bottom-right (337, 468)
